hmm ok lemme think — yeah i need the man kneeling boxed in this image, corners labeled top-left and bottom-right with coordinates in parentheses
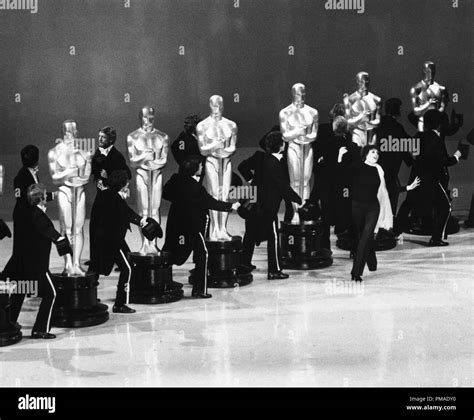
top-left (163, 157), bottom-right (240, 298)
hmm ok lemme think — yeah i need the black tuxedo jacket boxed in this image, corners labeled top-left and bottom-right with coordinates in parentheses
top-left (3, 167), bottom-right (53, 279)
top-left (91, 146), bottom-right (131, 190)
top-left (162, 173), bottom-right (233, 265)
top-left (13, 166), bottom-right (53, 217)
top-left (414, 130), bottom-right (458, 190)
top-left (89, 190), bottom-right (142, 276)
top-left (259, 154), bottom-right (302, 217)
top-left (375, 116), bottom-right (414, 183)
top-left (3, 205), bottom-right (60, 291)
top-left (28, 207), bottom-right (61, 276)
top-left (238, 150), bottom-right (265, 187)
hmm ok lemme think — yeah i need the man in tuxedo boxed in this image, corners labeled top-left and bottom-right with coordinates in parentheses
top-left (162, 157), bottom-right (240, 298)
top-left (411, 110), bottom-right (461, 246)
top-left (237, 135), bottom-right (267, 271)
top-left (260, 131), bottom-right (302, 280)
top-left (309, 115), bottom-right (359, 250)
top-left (9, 184), bottom-right (72, 339)
top-left (89, 127), bottom-right (132, 266)
top-left (2, 145), bottom-right (56, 279)
top-left (88, 170), bottom-right (152, 313)
top-left (375, 99), bottom-right (415, 215)
top-left (170, 115), bottom-right (202, 166)
top-left (311, 104), bottom-right (346, 247)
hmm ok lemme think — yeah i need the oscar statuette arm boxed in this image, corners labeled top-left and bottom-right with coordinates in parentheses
top-left (279, 110), bottom-right (306, 142)
top-left (196, 124), bottom-right (224, 157)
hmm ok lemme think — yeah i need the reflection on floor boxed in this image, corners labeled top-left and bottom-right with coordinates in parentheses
top-left (0, 214), bottom-right (472, 387)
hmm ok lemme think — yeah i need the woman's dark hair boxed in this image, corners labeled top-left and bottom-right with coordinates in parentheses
top-left (258, 125), bottom-right (280, 151)
top-left (183, 115), bottom-right (201, 133)
top-left (265, 131), bottom-right (283, 153)
top-left (333, 116), bottom-right (349, 136)
top-left (179, 156), bottom-right (202, 176)
top-left (21, 145), bottom-right (39, 168)
top-left (329, 103), bottom-right (346, 121)
top-left (108, 170), bottom-right (129, 192)
top-left (27, 183), bottom-right (45, 206)
top-left (100, 126), bottom-right (117, 144)
top-left (361, 144), bottom-right (379, 161)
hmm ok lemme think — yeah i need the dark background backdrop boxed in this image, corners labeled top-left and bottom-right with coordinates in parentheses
top-left (0, 0), bottom-right (472, 219)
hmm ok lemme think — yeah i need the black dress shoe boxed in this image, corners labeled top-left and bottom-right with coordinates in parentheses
top-left (112, 304), bottom-right (136, 314)
top-left (267, 271), bottom-right (289, 280)
top-left (191, 291), bottom-right (212, 299)
top-left (428, 239), bottom-right (449, 247)
top-left (351, 274), bottom-right (363, 282)
top-left (31, 331), bottom-right (56, 339)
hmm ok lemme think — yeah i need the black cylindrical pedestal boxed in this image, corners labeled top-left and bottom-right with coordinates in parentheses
top-left (280, 221), bottom-right (333, 270)
top-left (189, 236), bottom-right (253, 288)
top-left (336, 229), bottom-right (397, 252)
top-left (0, 295), bottom-right (22, 347)
top-left (404, 216), bottom-right (460, 236)
top-left (51, 272), bottom-right (109, 328)
top-left (129, 252), bottom-right (183, 304)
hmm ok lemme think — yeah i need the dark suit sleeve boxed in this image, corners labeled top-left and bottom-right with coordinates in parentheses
top-left (32, 209), bottom-right (61, 243)
top-left (114, 150), bottom-right (132, 179)
top-left (436, 141), bottom-right (458, 168)
top-left (271, 161), bottom-right (302, 205)
top-left (91, 152), bottom-right (102, 181)
top-left (238, 153), bottom-right (257, 182)
top-left (398, 185), bottom-right (408, 193)
top-left (199, 185), bottom-right (233, 212)
top-left (119, 199), bottom-right (142, 226)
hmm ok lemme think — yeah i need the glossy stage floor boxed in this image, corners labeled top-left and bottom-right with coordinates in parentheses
top-left (0, 214), bottom-right (472, 388)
